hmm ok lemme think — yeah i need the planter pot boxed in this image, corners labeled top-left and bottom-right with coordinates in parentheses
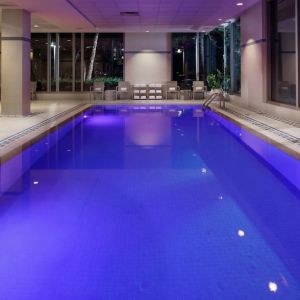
top-left (211, 89), bottom-right (222, 94)
top-left (223, 92), bottom-right (231, 101)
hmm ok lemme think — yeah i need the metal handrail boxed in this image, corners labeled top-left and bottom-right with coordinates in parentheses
top-left (202, 92), bottom-right (226, 110)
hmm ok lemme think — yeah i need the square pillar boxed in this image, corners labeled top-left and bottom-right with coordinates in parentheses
top-left (1, 9), bottom-right (31, 116)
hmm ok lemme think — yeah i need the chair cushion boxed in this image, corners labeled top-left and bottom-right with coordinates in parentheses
top-left (134, 84), bottom-right (147, 88)
top-left (94, 87), bottom-right (102, 92)
top-left (195, 86), bottom-right (203, 91)
top-left (120, 87), bottom-right (127, 92)
top-left (169, 87), bottom-right (176, 92)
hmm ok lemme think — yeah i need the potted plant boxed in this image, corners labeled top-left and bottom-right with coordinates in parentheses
top-left (207, 70), bottom-right (223, 94)
top-left (93, 76), bottom-right (122, 100)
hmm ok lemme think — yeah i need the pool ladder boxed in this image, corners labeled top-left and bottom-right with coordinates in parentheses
top-left (202, 92), bottom-right (226, 111)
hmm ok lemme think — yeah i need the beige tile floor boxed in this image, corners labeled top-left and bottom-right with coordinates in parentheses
top-left (0, 99), bottom-right (299, 160)
top-left (0, 100), bottom-right (91, 159)
top-left (0, 101), bottom-right (86, 139)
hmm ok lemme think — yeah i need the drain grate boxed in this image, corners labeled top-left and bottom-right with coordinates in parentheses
top-left (0, 104), bottom-right (87, 148)
top-left (225, 108), bottom-right (300, 146)
top-left (248, 107), bottom-right (300, 128)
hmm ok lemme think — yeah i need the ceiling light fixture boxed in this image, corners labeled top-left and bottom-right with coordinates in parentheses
top-left (146, 30), bottom-right (150, 33)
top-left (218, 18), bottom-right (223, 21)
top-left (236, 2), bottom-right (244, 6)
top-left (33, 24), bottom-right (39, 28)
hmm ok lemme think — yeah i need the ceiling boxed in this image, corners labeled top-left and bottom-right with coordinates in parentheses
top-left (0, 0), bottom-right (259, 32)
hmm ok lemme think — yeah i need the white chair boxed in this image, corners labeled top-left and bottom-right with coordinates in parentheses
top-left (31, 81), bottom-right (37, 100)
top-left (148, 84), bottom-right (163, 100)
top-left (165, 81), bottom-right (180, 100)
top-left (193, 81), bottom-right (207, 100)
top-left (133, 84), bottom-right (148, 100)
top-left (116, 81), bottom-right (132, 100)
top-left (90, 81), bottom-right (105, 101)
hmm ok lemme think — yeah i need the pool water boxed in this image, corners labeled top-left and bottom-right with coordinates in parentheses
top-left (0, 106), bottom-right (300, 300)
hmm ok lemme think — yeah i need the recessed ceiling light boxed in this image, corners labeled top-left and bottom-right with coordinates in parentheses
top-left (145, 30), bottom-right (150, 33)
top-left (236, 2), bottom-right (244, 6)
top-left (33, 24), bottom-right (39, 28)
top-left (218, 18), bottom-right (223, 21)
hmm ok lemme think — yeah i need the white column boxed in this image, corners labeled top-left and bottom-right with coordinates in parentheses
top-left (1, 9), bottom-right (31, 115)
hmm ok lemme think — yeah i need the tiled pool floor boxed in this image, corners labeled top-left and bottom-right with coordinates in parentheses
top-left (0, 105), bottom-right (299, 299)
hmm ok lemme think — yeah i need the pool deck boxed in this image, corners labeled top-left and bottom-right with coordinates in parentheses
top-left (210, 103), bottom-right (300, 160)
top-left (0, 99), bottom-right (300, 162)
top-left (0, 101), bottom-right (91, 161)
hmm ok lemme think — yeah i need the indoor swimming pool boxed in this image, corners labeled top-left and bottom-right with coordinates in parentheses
top-left (0, 105), bottom-right (299, 300)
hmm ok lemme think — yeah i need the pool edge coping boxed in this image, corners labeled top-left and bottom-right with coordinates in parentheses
top-left (0, 104), bottom-right (92, 165)
top-left (210, 105), bottom-right (300, 161)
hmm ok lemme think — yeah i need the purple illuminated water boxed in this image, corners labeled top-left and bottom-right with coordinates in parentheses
top-left (0, 105), bottom-right (299, 300)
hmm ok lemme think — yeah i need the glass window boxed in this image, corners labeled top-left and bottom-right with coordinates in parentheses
top-left (31, 34), bottom-right (48, 91)
top-left (224, 20), bottom-right (241, 94)
top-left (224, 24), bottom-right (231, 92)
top-left (83, 33), bottom-right (124, 91)
top-left (59, 33), bottom-right (73, 91)
top-left (172, 33), bottom-right (196, 89)
top-left (232, 20), bottom-right (241, 94)
top-left (270, 0), bottom-right (296, 106)
top-left (75, 33), bottom-right (82, 91)
top-left (198, 33), bottom-right (206, 81)
top-left (204, 29), bottom-right (224, 78)
top-left (50, 33), bottom-right (57, 92)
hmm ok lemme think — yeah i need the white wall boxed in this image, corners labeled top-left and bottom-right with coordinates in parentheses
top-left (235, 0), bottom-right (300, 121)
top-left (124, 33), bottom-right (172, 84)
